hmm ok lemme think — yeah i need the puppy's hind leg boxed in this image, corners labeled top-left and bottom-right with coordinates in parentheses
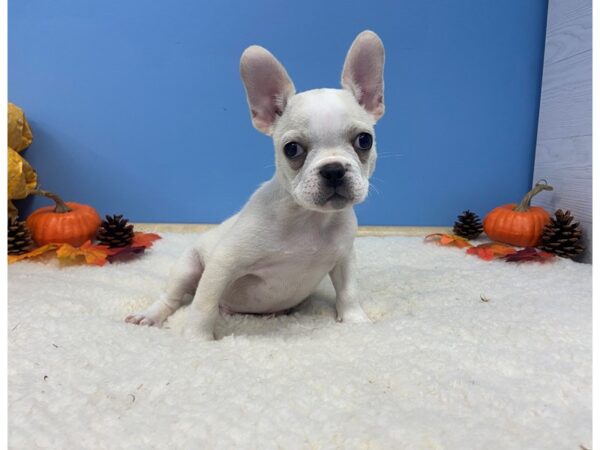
top-left (125, 248), bottom-right (204, 327)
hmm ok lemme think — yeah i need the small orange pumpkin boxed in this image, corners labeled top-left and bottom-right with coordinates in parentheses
top-left (483, 181), bottom-right (553, 247)
top-left (26, 190), bottom-right (101, 247)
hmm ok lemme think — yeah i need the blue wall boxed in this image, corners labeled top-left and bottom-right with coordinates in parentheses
top-left (9, 0), bottom-right (548, 225)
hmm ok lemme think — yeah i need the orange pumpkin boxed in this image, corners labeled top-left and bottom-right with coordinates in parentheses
top-left (483, 181), bottom-right (553, 247)
top-left (26, 190), bottom-right (101, 247)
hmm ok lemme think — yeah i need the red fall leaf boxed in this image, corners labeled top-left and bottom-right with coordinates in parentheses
top-left (131, 232), bottom-right (161, 248)
top-left (466, 242), bottom-right (518, 261)
top-left (504, 247), bottom-right (555, 263)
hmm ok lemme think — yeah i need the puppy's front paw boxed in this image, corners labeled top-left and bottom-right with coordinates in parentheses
top-left (183, 309), bottom-right (217, 341)
top-left (336, 306), bottom-right (371, 324)
top-left (125, 313), bottom-right (162, 327)
top-left (125, 300), bottom-right (174, 327)
top-left (183, 325), bottom-right (215, 341)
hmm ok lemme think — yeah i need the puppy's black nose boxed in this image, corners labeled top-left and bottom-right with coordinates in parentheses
top-left (319, 163), bottom-right (346, 187)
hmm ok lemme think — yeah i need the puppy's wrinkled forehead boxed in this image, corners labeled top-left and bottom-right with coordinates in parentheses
top-left (274, 89), bottom-right (375, 143)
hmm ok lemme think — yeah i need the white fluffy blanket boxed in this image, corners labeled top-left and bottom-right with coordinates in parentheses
top-left (8, 233), bottom-right (592, 449)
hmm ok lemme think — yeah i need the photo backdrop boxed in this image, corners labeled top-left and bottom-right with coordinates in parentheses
top-left (9, 0), bottom-right (548, 225)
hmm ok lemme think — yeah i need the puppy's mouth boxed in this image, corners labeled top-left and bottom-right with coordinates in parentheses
top-left (321, 189), bottom-right (351, 210)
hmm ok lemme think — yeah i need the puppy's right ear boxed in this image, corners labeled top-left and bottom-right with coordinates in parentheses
top-left (240, 46), bottom-right (295, 135)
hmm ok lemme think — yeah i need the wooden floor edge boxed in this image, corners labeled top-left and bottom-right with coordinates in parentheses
top-left (133, 223), bottom-right (450, 237)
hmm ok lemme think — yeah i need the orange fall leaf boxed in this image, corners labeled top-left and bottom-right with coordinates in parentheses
top-left (55, 241), bottom-right (111, 266)
top-left (9, 232), bottom-right (162, 266)
top-left (424, 233), bottom-right (473, 249)
top-left (8, 243), bottom-right (59, 264)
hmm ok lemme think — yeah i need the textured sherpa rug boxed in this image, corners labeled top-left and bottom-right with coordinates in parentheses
top-left (8, 233), bottom-right (592, 449)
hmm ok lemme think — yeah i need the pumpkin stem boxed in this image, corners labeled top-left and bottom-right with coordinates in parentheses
top-left (30, 189), bottom-right (72, 213)
top-left (514, 180), bottom-right (553, 212)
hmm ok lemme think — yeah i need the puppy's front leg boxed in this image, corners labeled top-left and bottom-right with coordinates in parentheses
top-left (125, 247), bottom-right (204, 327)
top-left (184, 260), bottom-right (236, 340)
top-left (330, 248), bottom-right (371, 324)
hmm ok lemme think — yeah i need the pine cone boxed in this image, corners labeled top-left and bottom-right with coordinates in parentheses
top-left (8, 217), bottom-right (34, 255)
top-left (96, 214), bottom-right (134, 248)
top-left (539, 209), bottom-right (584, 259)
top-left (453, 210), bottom-right (483, 239)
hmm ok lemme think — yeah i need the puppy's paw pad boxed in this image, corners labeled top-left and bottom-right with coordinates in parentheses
top-left (125, 313), bottom-right (158, 327)
top-left (139, 317), bottom-right (156, 326)
top-left (124, 314), bottom-right (142, 324)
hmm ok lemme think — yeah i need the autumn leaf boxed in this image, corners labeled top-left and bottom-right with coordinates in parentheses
top-left (8, 232), bottom-right (161, 266)
top-left (103, 232), bottom-right (161, 263)
top-left (504, 247), bottom-right (555, 263)
top-left (424, 233), bottom-right (472, 249)
top-left (466, 242), bottom-right (517, 261)
top-left (8, 103), bottom-right (33, 152)
top-left (106, 245), bottom-right (146, 262)
top-left (132, 232), bottom-right (161, 248)
top-left (8, 243), bottom-right (59, 264)
top-left (466, 246), bottom-right (494, 261)
top-left (56, 241), bottom-right (110, 266)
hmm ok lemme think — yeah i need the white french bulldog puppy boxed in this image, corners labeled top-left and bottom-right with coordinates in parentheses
top-left (126, 30), bottom-right (385, 340)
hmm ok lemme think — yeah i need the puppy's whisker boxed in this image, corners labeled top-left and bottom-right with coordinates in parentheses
top-left (377, 154), bottom-right (404, 160)
top-left (368, 182), bottom-right (381, 195)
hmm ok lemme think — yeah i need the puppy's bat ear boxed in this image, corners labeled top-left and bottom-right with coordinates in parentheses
top-left (341, 30), bottom-right (385, 121)
top-left (240, 45), bottom-right (296, 135)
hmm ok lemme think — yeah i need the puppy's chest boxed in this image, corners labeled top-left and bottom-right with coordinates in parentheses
top-left (252, 228), bottom-right (351, 277)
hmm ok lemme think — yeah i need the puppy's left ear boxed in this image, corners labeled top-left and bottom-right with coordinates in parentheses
top-left (341, 30), bottom-right (385, 121)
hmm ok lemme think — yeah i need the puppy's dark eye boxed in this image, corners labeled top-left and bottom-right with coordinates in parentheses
top-left (283, 142), bottom-right (305, 159)
top-left (354, 133), bottom-right (373, 151)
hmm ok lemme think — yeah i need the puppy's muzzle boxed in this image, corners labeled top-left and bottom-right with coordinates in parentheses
top-left (319, 162), bottom-right (346, 188)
